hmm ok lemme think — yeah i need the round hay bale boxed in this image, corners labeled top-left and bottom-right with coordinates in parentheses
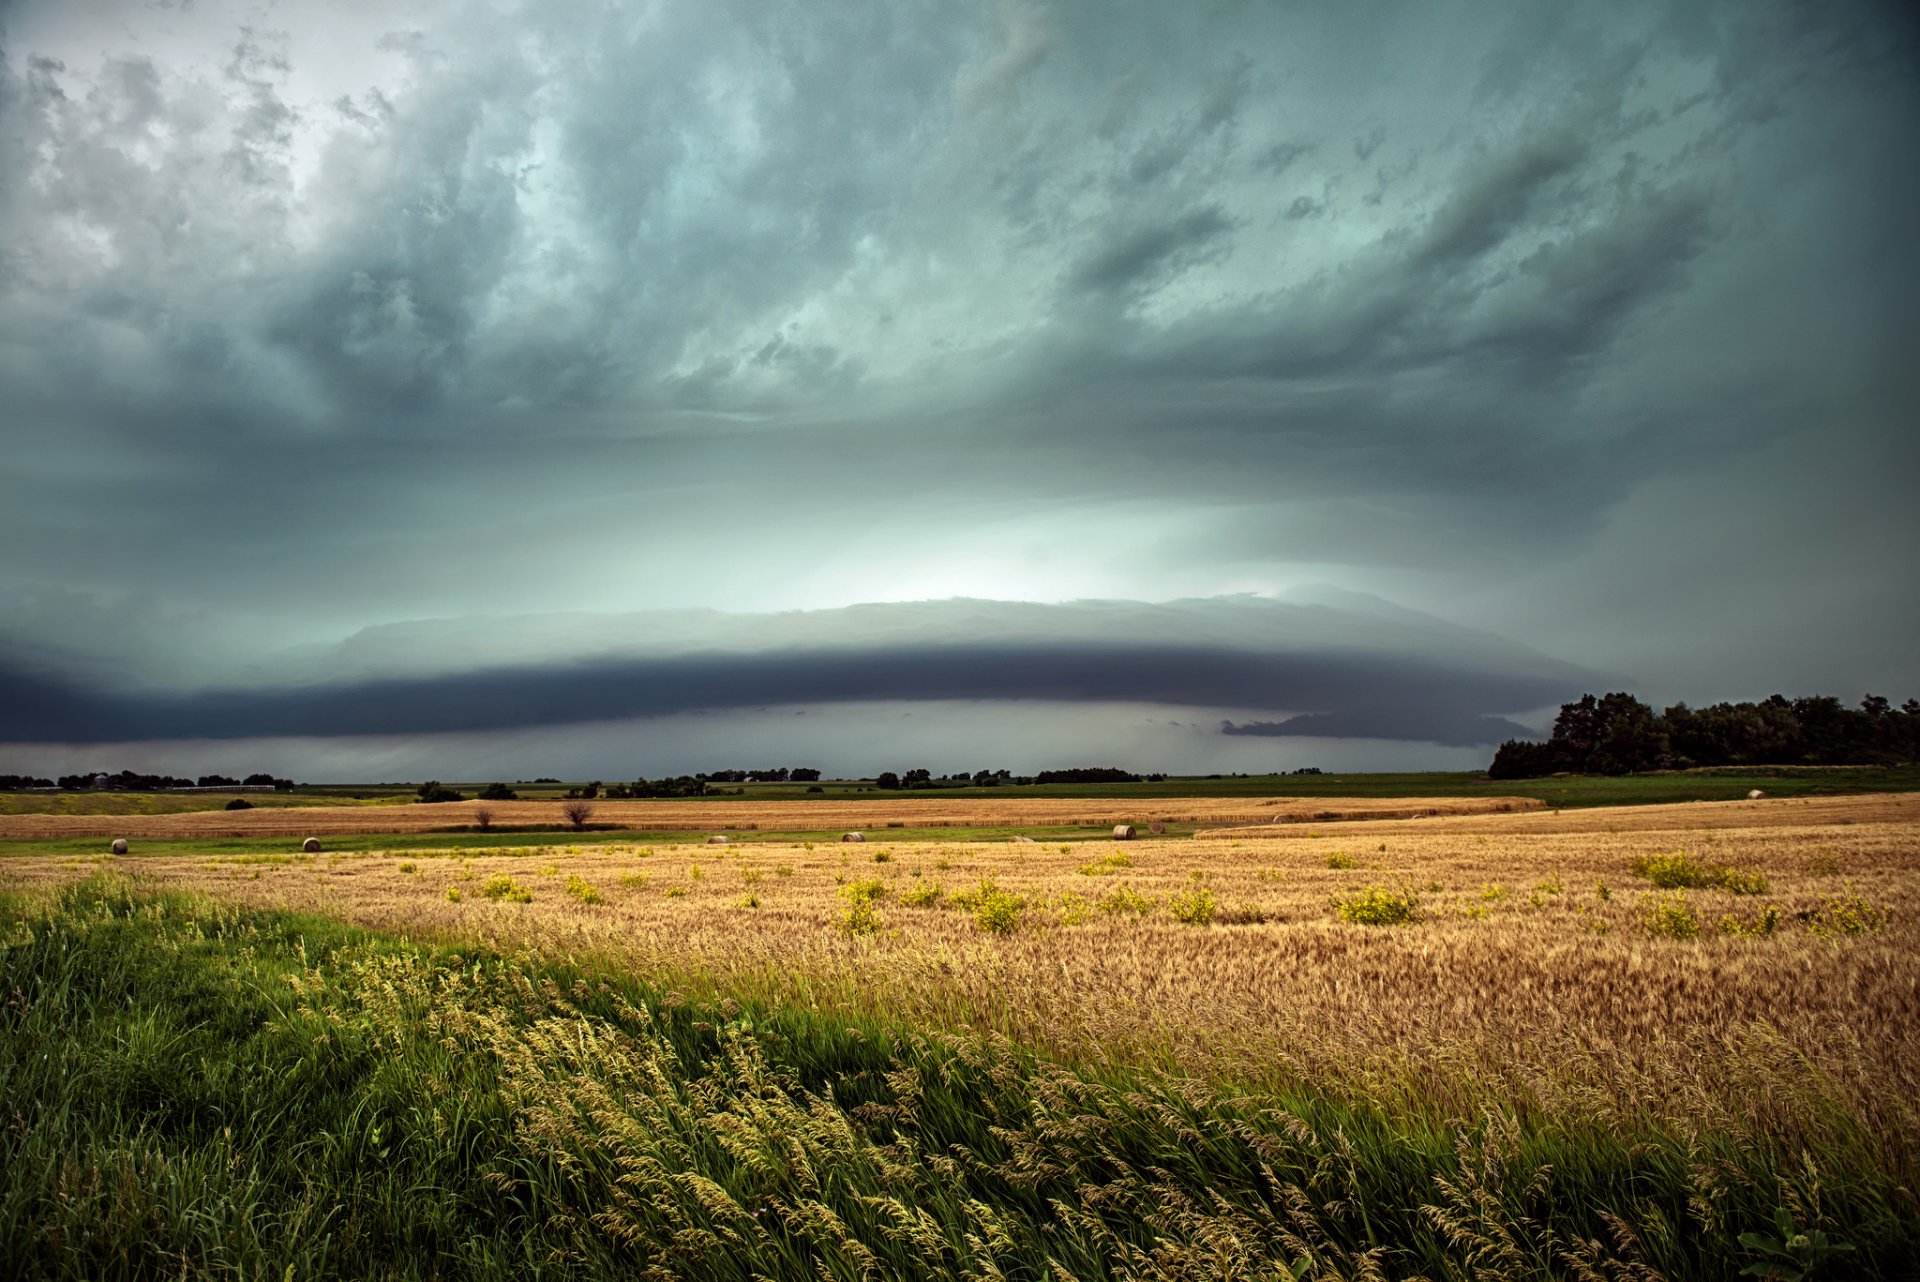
top-left (1747, 789), bottom-right (1766, 800)
top-left (110, 838), bottom-right (128, 855)
top-left (707, 834), bottom-right (730, 845)
top-left (841, 831), bottom-right (866, 843)
top-left (1010, 835), bottom-right (1036, 844)
top-left (301, 837), bottom-right (322, 853)
top-left (1112, 824), bottom-right (1136, 840)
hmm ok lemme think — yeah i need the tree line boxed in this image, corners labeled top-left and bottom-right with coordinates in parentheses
top-left (1488, 692), bottom-right (1920, 778)
top-left (0, 770), bottom-right (294, 791)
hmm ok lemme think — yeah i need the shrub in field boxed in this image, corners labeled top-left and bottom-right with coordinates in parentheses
top-left (564, 875), bottom-right (603, 905)
top-left (1326, 853), bottom-right (1357, 870)
top-left (1806, 887), bottom-right (1889, 937)
top-left (739, 865), bottom-right (764, 887)
top-left (902, 881), bottom-right (942, 908)
top-left (663, 886), bottom-right (687, 898)
top-left (480, 875), bottom-right (533, 903)
top-left (1169, 876), bottom-right (1217, 926)
top-left (618, 871), bottom-right (650, 889)
top-left (835, 877), bottom-right (889, 934)
top-left (1641, 892), bottom-right (1701, 939)
top-left (952, 876), bottom-right (1026, 933)
top-left (444, 887), bottom-right (461, 902)
top-left (1078, 851), bottom-right (1133, 876)
top-left (1333, 885), bottom-right (1419, 926)
top-left (1054, 893), bottom-right (1091, 926)
top-left (737, 893), bottom-right (760, 909)
top-left (1098, 885), bottom-right (1154, 917)
top-left (1718, 905), bottom-right (1783, 937)
top-left (1631, 852), bottom-right (1768, 895)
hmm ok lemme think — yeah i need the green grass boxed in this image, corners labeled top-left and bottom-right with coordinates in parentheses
top-left (4, 875), bottom-right (1912, 1280)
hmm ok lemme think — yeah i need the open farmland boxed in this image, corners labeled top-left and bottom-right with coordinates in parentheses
top-left (0, 792), bottom-right (1546, 841)
top-left (5, 792), bottom-right (1917, 1278)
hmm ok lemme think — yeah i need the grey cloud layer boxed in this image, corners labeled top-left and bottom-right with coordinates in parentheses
top-left (0, 593), bottom-right (1595, 745)
top-left (1, 0), bottom-right (1916, 735)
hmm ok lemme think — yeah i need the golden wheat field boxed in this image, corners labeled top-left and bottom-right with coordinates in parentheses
top-left (0, 792), bottom-right (1545, 840)
top-left (10, 793), bottom-right (1918, 1176)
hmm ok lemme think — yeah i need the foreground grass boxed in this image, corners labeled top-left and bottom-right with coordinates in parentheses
top-left (4, 876), bottom-right (1914, 1280)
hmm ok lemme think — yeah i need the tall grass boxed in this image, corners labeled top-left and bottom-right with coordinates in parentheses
top-left (3, 875), bottom-right (1915, 1279)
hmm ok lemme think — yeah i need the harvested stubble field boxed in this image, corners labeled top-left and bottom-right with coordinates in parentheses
top-left (0, 792), bottom-right (1545, 841)
top-left (6, 793), bottom-right (1918, 1278)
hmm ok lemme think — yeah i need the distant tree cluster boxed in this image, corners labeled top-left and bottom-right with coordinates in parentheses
top-left (1489, 692), bottom-right (1920, 779)
top-left (416, 781), bottom-right (466, 803)
top-left (866, 766), bottom-right (1166, 790)
top-left (700, 767), bottom-right (821, 783)
top-left (605, 776), bottom-right (709, 798)
top-left (0, 769), bottom-right (294, 792)
top-left (1032, 767), bottom-right (1143, 784)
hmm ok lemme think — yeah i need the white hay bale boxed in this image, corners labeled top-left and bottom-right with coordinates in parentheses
top-left (302, 837), bottom-right (322, 853)
top-left (841, 831), bottom-right (865, 843)
top-left (1112, 824), bottom-right (1136, 840)
top-left (707, 834), bottom-right (730, 845)
top-left (110, 838), bottom-right (128, 855)
top-left (1747, 789), bottom-right (1766, 800)
top-left (1010, 835), bottom-right (1036, 844)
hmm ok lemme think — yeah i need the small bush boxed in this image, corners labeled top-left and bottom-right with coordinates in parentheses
top-left (737, 893), bottom-right (760, 909)
top-left (952, 876), bottom-right (1025, 934)
top-left (1631, 852), bottom-right (1768, 895)
top-left (1333, 885), bottom-right (1419, 926)
top-left (1078, 852), bottom-right (1133, 876)
top-left (398, 861), bottom-right (417, 874)
top-left (902, 881), bottom-right (943, 908)
top-left (444, 887), bottom-right (461, 902)
top-left (619, 871), bottom-right (651, 888)
top-left (224, 798), bottom-right (253, 811)
top-left (1169, 877), bottom-right (1217, 926)
top-left (664, 886), bottom-right (688, 898)
top-left (1098, 885), bottom-right (1154, 916)
top-left (480, 874), bottom-right (533, 903)
top-left (841, 877), bottom-right (887, 904)
top-left (837, 887), bottom-right (884, 935)
top-left (1718, 905), bottom-right (1783, 937)
top-left (1326, 853), bottom-right (1357, 870)
top-left (1055, 893), bottom-right (1091, 926)
top-left (565, 875), bottom-right (604, 905)
top-left (1641, 892), bottom-right (1700, 939)
top-left (1806, 887), bottom-right (1889, 937)
top-left (872, 850), bottom-right (891, 863)
top-left (740, 865), bottom-right (764, 886)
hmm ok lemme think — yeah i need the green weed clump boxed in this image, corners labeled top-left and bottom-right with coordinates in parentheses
top-left (1641, 892), bottom-right (1702, 939)
top-left (1333, 885), bottom-right (1419, 926)
top-left (1168, 875), bottom-right (1217, 926)
top-left (1326, 853), bottom-right (1358, 870)
top-left (951, 876), bottom-right (1026, 934)
top-left (1630, 852), bottom-right (1768, 895)
top-left (481, 874), bottom-right (534, 903)
top-left (1097, 885), bottom-right (1154, 917)
top-left (1718, 905), bottom-right (1784, 937)
top-left (1806, 887), bottom-right (1889, 937)
top-left (565, 875), bottom-right (604, 905)
top-left (901, 881), bottom-right (943, 908)
top-left (1077, 851), bottom-right (1132, 876)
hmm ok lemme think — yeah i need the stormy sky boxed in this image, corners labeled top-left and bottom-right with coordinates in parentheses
top-left (1, 0), bottom-right (1915, 779)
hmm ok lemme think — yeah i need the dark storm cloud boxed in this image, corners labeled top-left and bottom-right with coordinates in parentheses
top-left (1, 0), bottom-right (1917, 735)
top-left (0, 642), bottom-right (1577, 745)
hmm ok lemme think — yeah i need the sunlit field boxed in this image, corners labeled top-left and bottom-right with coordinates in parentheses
top-left (5, 794), bottom-right (1917, 1277)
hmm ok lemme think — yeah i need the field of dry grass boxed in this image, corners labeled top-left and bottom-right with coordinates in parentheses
top-left (11, 793), bottom-right (1916, 1179)
top-left (0, 793), bottom-right (1544, 840)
